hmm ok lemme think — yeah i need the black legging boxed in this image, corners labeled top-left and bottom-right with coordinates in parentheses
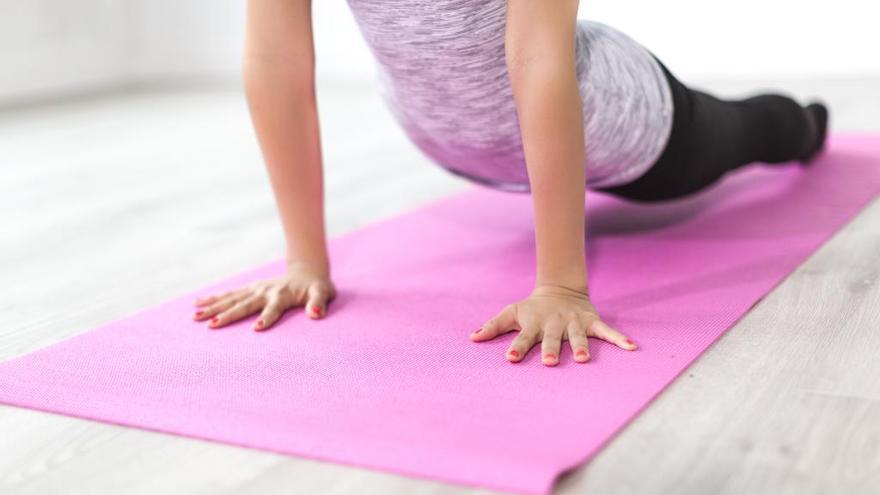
top-left (596, 53), bottom-right (818, 202)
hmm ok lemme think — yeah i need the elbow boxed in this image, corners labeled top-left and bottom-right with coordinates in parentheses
top-left (505, 41), bottom-right (574, 87)
top-left (505, 43), bottom-right (541, 81)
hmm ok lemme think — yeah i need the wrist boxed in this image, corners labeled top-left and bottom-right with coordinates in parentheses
top-left (534, 280), bottom-right (589, 298)
top-left (286, 256), bottom-right (330, 278)
top-left (535, 265), bottom-right (587, 295)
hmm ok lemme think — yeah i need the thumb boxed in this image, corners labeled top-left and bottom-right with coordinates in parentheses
top-left (305, 283), bottom-right (334, 319)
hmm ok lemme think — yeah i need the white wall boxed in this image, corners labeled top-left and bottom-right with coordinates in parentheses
top-left (315, 0), bottom-right (880, 80)
top-left (582, 0), bottom-right (880, 79)
top-left (0, 0), bottom-right (130, 103)
top-left (126, 0), bottom-right (246, 82)
top-left (0, 0), bottom-right (247, 104)
top-left (0, 0), bottom-right (877, 104)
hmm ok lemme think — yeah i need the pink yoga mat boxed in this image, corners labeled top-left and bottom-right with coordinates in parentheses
top-left (1, 133), bottom-right (879, 494)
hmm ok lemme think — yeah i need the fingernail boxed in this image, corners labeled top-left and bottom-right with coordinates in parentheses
top-left (473, 328), bottom-right (483, 334)
top-left (508, 349), bottom-right (520, 358)
top-left (543, 353), bottom-right (558, 363)
top-left (194, 310), bottom-right (204, 318)
top-left (310, 306), bottom-right (322, 316)
top-left (576, 349), bottom-right (588, 358)
top-left (626, 338), bottom-right (637, 348)
top-left (210, 317), bottom-right (219, 326)
top-left (255, 319), bottom-right (264, 329)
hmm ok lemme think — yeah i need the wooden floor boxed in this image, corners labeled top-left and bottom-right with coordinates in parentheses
top-left (1, 75), bottom-right (879, 494)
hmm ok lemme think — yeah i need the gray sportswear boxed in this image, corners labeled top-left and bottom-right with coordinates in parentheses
top-left (346, 0), bottom-right (674, 190)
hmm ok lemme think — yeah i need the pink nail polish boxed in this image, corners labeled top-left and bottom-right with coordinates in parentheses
top-left (508, 349), bottom-right (520, 358)
top-left (625, 338), bottom-right (637, 347)
top-left (543, 353), bottom-right (557, 362)
top-left (576, 349), bottom-right (588, 358)
top-left (473, 328), bottom-right (483, 334)
top-left (210, 317), bottom-right (219, 325)
top-left (256, 319), bottom-right (264, 329)
top-left (311, 306), bottom-right (322, 316)
top-left (194, 310), bottom-right (204, 318)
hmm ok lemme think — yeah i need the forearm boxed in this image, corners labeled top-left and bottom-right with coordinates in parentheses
top-left (243, 0), bottom-right (329, 275)
top-left (244, 63), bottom-right (329, 273)
top-left (506, 2), bottom-right (587, 293)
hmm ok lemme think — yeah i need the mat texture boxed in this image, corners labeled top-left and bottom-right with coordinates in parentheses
top-left (1, 133), bottom-right (879, 494)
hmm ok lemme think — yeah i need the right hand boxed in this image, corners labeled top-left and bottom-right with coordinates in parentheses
top-left (192, 262), bottom-right (336, 331)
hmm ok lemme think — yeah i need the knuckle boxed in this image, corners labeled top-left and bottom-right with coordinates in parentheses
top-left (268, 287), bottom-right (287, 302)
top-left (543, 321), bottom-right (562, 336)
top-left (292, 286), bottom-right (308, 302)
top-left (315, 284), bottom-right (332, 297)
top-left (267, 307), bottom-right (285, 321)
top-left (319, 285), bottom-right (336, 302)
top-left (523, 325), bottom-right (540, 338)
top-left (520, 329), bottom-right (538, 345)
top-left (579, 314), bottom-right (595, 329)
top-left (263, 297), bottom-right (279, 311)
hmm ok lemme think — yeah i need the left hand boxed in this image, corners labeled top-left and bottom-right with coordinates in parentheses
top-left (470, 285), bottom-right (637, 366)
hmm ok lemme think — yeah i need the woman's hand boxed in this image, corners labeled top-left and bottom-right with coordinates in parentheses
top-left (470, 285), bottom-right (637, 366)
top-left (192, 262), bottom-right (336, 331)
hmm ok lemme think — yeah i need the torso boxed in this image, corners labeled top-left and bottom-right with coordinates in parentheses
top-left (346, 0), bottom-right (674, 191)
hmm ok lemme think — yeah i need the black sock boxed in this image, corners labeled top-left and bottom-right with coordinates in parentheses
top-left (798, 102), bottom-right (829, 164)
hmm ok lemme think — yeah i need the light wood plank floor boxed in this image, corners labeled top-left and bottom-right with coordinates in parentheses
top-left (1, 76), bottom-right (879, 494)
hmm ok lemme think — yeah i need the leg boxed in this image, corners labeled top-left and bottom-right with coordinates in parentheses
top-left (597, 54), bottom-right (828, 203)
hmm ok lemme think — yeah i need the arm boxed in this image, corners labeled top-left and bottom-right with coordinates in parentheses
top-left (505, 0), bottom-right (587, 294)
top-left (193, 0), bottom-right (335, 330)
top-left (243, 0), bottom-right (328, 273)
top-left (470, 0), bottom-right (637, 365)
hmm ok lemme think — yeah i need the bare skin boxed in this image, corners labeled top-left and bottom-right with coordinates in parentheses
top-left (193, 261), bottom-right (334, 330)
top-left (197, 0), bottom-right (637, 365)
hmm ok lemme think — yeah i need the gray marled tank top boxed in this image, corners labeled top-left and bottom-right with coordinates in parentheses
top-left (346, 0), bottom-right (674, 191)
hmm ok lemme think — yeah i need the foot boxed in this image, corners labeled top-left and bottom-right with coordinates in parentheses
top-left (797, 101), bottom-right (829, 165)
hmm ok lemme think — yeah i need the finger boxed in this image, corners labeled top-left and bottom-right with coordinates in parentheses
top-left (470, 304), bottom-right (518, 342)
top-left (567, 320), bottom-right (591, 363)
top-left (540, 319), bottom-right (565, 366)
top-left (304, 284), bottom-right (333, 319)
top-left (589, 319), bottom-right (637, 350)
top-left (194, 289), bottom-right (242, 308)
top-left (254, 295), bottom-right (288, 331)
top-left (210, 296), bottom-right (263, 328)
top-left (194, 294), bottom-right (243, 321)
top-left (506, 328), bottom-right (538, 363)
